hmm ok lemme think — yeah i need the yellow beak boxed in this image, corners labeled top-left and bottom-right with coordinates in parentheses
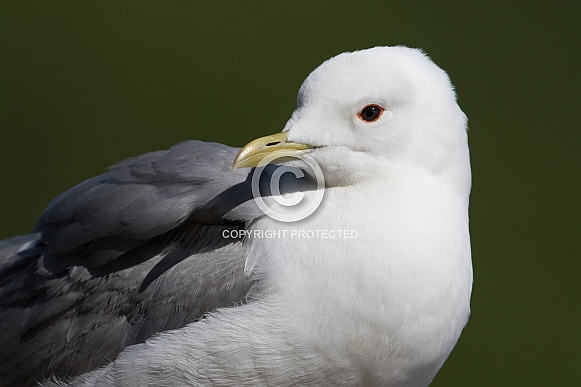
top-left (232, 132), bottom-right (314, 170)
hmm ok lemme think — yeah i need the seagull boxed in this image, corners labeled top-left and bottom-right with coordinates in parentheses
top-left (0, 46), bottom-right (472, 386)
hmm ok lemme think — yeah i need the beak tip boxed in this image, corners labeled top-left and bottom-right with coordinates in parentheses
top-left (232, 153), bottom-right (244, 171)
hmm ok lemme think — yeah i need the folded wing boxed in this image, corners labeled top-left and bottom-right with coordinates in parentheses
top-left (0, 141), bottom-right (262, 385)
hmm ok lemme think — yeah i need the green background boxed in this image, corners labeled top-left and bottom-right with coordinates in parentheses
top-left (1, 1), bottom-right (579, 385)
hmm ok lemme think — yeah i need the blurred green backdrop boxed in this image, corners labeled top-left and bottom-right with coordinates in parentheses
top-left (1, 1), bottom-right (579, 385)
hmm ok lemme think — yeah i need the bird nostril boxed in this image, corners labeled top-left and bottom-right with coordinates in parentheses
top-left (266, 142), bottom-right (280, 147)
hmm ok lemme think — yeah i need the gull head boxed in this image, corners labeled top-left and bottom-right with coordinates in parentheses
top-left (234, 46), bottom-right (470, 190)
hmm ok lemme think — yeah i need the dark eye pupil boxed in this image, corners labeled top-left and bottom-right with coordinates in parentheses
top-left (362, 106), bottom-right (380, 121)
top-left (357, 104), bottom-right (384, 123)
top-left (365, 107), bottom-right (377, 118)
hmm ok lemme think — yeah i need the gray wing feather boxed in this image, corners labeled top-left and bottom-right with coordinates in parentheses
top-left (0, 141), bottom-right (264, 386)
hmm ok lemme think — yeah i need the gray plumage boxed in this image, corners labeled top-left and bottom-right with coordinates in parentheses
top-left (0, 140), bottom-right (282, 386)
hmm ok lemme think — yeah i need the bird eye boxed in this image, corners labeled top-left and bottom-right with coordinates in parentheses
top-left (357, 104), bottom-right (384, 123)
